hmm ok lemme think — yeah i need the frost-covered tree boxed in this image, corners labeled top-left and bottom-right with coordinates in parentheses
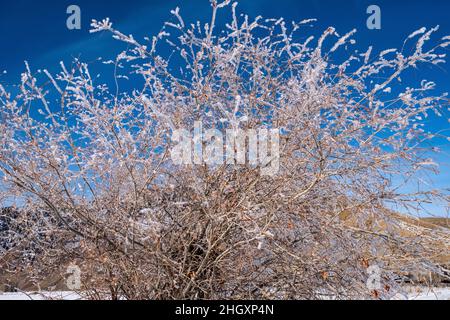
top-left (0, 1), bottom-right (449, 299)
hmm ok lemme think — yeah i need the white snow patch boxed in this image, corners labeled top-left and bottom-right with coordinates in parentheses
top-left (0, 286), bottom-right (448, 300)
top-left (392, 286), bottom-right (450, 300)
top-left (0, 291), bottom-right (81, 300)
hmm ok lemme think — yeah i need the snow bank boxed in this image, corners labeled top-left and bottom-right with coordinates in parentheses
top-left (0, 291), bottom-right (81, 300)
top-left (392, 286), bottom-right (450, 300)
top-left (0, 287), bottom-right (448, 300)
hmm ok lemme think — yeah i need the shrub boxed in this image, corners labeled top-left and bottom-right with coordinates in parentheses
top-left (0, 1), bottom-right (449, 299)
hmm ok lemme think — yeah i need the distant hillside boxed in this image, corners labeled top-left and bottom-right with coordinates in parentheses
top-left (419, 218), bottom-right (450, 229)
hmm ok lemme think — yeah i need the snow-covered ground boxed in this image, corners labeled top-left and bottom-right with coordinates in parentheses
top-left (391, 286), bottom-right (450, 300)
top-left (0, 291), bottom-right (81, 300)
top-left (0, 287), bottom-right (449, 300)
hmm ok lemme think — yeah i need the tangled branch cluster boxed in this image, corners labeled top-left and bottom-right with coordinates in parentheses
top-left (0, 1), bottom-right (449, 299)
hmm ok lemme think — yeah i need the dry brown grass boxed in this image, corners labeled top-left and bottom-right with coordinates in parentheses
top-left (419, 218), bottom-right (450, 229)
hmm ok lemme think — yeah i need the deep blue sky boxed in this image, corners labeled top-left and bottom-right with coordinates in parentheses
top-left (0, 0), bottom-right (449, 215)
top-left (1, 0), bottom-right (450, 78)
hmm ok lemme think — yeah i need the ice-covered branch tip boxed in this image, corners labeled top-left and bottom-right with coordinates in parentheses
top-left (90, 18), bottom-right (113, 33)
